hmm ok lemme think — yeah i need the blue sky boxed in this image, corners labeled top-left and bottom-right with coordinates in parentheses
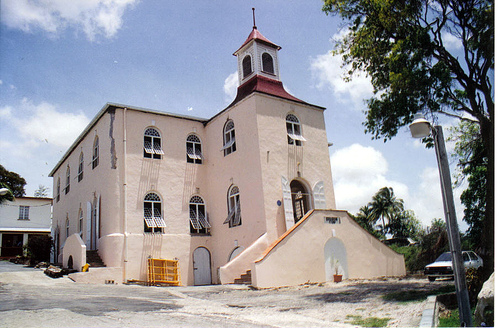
top-left (0, 0), bottom-right (467, 230)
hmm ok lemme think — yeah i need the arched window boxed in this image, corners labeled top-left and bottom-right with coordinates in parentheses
top-left (92, 136), bottom-right (99, 169)
top-left (65, 215), bottom-right (70, 238)
top-left (56, 178), bottom-right (61, 202)
top-left (78, 208), bottom-right (83, 236)
top-left (262, 53), bottom-right (274, 74)
top-left (65, 166), bottom-right (70, 194)
top-left (286, 114), bottom-right (306, 146)
top-left (189, 196), bottom-right (211, 234)
top-left (242, 55), bottom-right (252, 78)
top-left (186, 134), bottom-right (202, 164)
top-left (78, 152), bottom-right (84, 182)
top-left (143, 192), bottom-right (166, 233)
top-left (223, 185), bottom-right (241, 228)
top-left (144, 128), bottom-right (164, 159)
top-left (222, 120), bottom-right (236, 156)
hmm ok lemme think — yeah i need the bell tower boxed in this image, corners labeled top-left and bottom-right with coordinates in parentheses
top-left (233, 9), bottom-right (281, 86)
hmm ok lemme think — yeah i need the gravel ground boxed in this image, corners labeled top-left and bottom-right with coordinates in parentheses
top-left (0, 261), bottom-right (453, 327)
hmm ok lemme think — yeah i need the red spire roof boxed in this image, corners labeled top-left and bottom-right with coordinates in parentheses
top-left (233, 27), bottom-right (281, 55)
top-left (225, 75), bottom-right (325, 110)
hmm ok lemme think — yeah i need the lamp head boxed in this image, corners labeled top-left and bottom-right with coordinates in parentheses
top-left (0, 188), bottom-right (10, 196)
top-left (409, 113), bottom-right (431, 138)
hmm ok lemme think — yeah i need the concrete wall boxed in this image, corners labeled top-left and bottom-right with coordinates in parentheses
top-left (51, 108), bottom-right (122, 264)
top-left (50, 90), bottom-right (342, 287)
top-left (252, 210), bottom-right (406, 288)
top-left (0, 197), bottom-right (52, 231)
top-left (63, 233), bottom-right (86, 271)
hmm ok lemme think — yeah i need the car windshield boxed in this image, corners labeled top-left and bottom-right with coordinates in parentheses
top-left (435, 252), bottom-right (452, 262)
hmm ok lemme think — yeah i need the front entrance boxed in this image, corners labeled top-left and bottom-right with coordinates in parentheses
top-left (1, 233), bottom-right (23, 257)
top-left (193, 247), bottom-right (211, 285)
top-left (290, 180), bottom-right (310, 223)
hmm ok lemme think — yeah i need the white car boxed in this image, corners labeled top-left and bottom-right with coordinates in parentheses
top-left (424, 251), bottom-right (483, 282)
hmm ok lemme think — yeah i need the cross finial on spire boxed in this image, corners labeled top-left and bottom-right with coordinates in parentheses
top-left (252, 8), bottom-right (257, 29)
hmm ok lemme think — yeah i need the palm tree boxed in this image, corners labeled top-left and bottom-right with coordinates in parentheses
top-left (354, 205), bottom-right (383, 239)
top-left (367, 187), bottom-right (404, 238)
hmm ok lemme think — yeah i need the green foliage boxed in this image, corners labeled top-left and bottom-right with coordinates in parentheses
top-left (34, 185), bottom-right (50, 198)
top-left (439, 309), bottom-right (461, 328)
top-left (352, 205), bottom-right (384, 239)
top-left (367, 187), bottom-right (404, 237)
top-left (354, 187), bottom-right (422, 241)
top-left (24, 234), bottom-right (52, 266)
top-left (322, 0), bottom-right (494, 276)
top-left (346, 315), bottom-right (391, 327)
top-left (388, 210), bottom-right (422, 239)
top-left (390, 219), bottom-right (449, 273)
top-left (465, 268), bottom-right (483, 307)
top-left (0, 182), bottom-right (14, 204)
top-left (449, 121), bottom-right (486, 252)
top-left (0, 165), bottom-right (26, 198)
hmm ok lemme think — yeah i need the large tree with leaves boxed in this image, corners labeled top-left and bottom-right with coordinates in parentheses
top-left (0, 165), bottom-right (26, 198)
top-left (323, 0), bottom-right (493, 273)
top-left (449, 121), bottom-right (486, 252)
top-left (367, 187), bottom-right (404, 237)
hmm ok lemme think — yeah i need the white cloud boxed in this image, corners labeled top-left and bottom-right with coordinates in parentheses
top-left (0, 98), bottom-right (90, 196)
top-left (223, 71), bottom-right (238, 103)
top-left (9, 98), bottom-right (89, 149)
top-left (330, 143), bottom-right (467, 230)
top-left (442, 32), bottom-right (462, 50)
top-left (310, 52), bottom-right (373, 111)
top-left (0, 106), bottom-right (12, 119)
top-left (331, 144), bottom-right (408, 213)
top-left (1, 0), bottom-right (138, 41)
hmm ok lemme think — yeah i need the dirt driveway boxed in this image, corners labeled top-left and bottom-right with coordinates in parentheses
top-left (0, 261), bottom-right (453, 327)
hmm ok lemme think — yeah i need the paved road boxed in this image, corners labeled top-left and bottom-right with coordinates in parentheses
top-left (0, 261), bottom-right (452, 327)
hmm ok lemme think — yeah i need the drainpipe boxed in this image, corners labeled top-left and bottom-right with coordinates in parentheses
top-left (122, 107), bottom-right (128, 283)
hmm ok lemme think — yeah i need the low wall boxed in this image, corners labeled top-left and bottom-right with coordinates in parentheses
top-left (252, 210), bottom-right (405, 288)
top-left (63, 233), bottom-right (86, 271)
top-left (68, 267), bottom-right (123, 284)
top-left (220, 233), bottom-right (270, 284)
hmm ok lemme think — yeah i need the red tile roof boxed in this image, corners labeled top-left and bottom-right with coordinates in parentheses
top-left (233, 27), bottom-right (281, 55)
top-left (226, 75), bottom-right (324, 110)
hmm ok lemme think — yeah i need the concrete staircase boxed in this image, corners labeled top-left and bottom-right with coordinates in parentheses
top-left (86, 250), bottom-right (105, 267)
top-left (234, 270), bottom-right (252, 284)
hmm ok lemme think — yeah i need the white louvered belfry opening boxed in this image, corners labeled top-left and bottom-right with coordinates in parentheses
top-left (286, 114), bottom-right (306, 146)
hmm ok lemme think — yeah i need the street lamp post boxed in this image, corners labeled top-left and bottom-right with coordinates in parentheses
top-left (409, 114), bottom-right (472, 327)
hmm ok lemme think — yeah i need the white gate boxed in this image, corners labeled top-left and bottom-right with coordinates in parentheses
top-left (193, 247), bottom-right (211, 285)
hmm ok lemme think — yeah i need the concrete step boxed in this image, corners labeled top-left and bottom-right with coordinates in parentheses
top-left (234, 270), bottom-right (251, 284)
top-left (86, 250), bottom-right (105, 267)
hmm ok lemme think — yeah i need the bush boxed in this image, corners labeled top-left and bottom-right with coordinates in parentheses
top-left (24, 234), bottom-right (52, 266)
top-left (390, 244), bottom-right (427, 273)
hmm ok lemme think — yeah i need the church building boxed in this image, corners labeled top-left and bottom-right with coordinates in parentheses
top-left (49, 24), bottom-right (405, 288)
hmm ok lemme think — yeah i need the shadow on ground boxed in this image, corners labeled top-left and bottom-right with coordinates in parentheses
top-left (304, 281), bottom-right (454, 304)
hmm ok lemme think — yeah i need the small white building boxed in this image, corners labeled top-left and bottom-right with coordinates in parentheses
top-left (0, 197), bottom-right (52, 258)
top-left (49, 25), bottom-right (405, 287)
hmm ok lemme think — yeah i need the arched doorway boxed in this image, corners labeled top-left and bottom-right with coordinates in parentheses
top-left (290, 179), bottom-right (310, 223)
top-left (193, 247), bottom-right (212, 285)
top-left (324, 238), bottom-right (348, 281)
top-left (228, 246), bottom-right (244, 262)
